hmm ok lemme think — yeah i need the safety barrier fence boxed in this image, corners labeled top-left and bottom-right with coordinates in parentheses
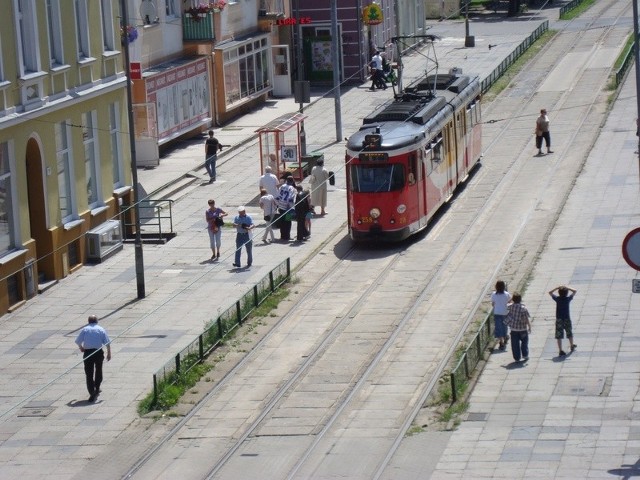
top-left (449, 312), bottom-right (494, 403)
top-left (559, 0), bottom-right (583, 16)
top-left (480, 20), bottom-right (549, 94)
top-left (615, 42), bottom-right (635, 88)
top-left (151, 257), bottom-right (291, 405)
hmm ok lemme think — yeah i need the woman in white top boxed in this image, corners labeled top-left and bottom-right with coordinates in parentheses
top-left (309, 158), bottom-right (330, 216)
top-left (491, 280), bottom-right (512, 351)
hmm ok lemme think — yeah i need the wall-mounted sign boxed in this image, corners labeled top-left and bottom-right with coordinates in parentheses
top-left (362, 3), bottom-right (383, 26)
top-left (277, 17), bottom-right (312, 26)
top-left (130, 62), bottom-right (142, 80)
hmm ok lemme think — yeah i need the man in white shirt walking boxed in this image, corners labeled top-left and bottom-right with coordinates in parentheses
top-left (75, 315), bottom-right (111, 402)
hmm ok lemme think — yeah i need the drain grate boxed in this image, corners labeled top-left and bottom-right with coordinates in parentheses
top-left (17, 407), bottom-right (54, 417)
top-left (554, 376), bottom-right (609, 396)
top-left (466, 412), bottom-right (488, 421)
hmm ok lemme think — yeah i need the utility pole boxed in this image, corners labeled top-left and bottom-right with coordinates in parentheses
top-left (633, 0), bottom-right (640, 183)
top-left (120, 0), bottom-right (146, 299)
top-left (331, 0), bottom-right (342, 142)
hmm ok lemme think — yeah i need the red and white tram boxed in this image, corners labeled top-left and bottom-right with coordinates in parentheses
top-left (345, 69), bottom-right (482, 241)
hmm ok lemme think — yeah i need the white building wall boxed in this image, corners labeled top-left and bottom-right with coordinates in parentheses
top-left (221, 0), bottom-right (259, 39)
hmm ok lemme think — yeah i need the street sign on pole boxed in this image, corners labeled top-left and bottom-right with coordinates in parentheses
top-left (622, 227), bottom-right (640, 271)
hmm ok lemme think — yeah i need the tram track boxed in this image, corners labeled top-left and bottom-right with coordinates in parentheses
top-left (122, 1), bottom-right (631, 478)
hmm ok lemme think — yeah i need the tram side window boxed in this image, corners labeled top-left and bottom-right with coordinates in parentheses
top-left (468, 101), bottom-right (481, 127)
top-left (349, 164), bottom-right (405, 193)
top-left (408, 154), bottom-right (417, 185)
top-left (425, 134), bottom-right (443, 175)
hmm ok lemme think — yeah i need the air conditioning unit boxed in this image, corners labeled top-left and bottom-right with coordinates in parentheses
top-left (86, 220), bottom-right (123, 263)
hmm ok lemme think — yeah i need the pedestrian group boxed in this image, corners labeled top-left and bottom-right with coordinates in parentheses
top-left (202, 148), bottom-right (332, 268)
top-left (492, 280), bottom-right (577, 364)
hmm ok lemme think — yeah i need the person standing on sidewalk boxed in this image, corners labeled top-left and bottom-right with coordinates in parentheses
top-left (205, 130), bottom-right (223, 183)
top-left (504, 293), bottom-right (531, 363)
top-left (205, 199), bottom-right (227, 260)
top-left (275, 176), bottom-right (297, 241)
top-left (309, 158), bottom-right (330, 216)
top-left (259, 188), bottom-right (276, 243)
top-left (75, 315), bottom-right (111, 402)
top-left (259, 166), bottom-right (280, 198)
top-left (491, 280), bottom-right (511, 351)
top-left (232, 206), bottom-right (254, 268)
top-left (549, 285), bottom-right (577, 356)
top-left (369, 51), bottom-right (386, 91)
top-left (534, 109), bottom-right (553, 156)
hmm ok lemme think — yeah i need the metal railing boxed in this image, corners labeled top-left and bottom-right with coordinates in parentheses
top-left (481, 21), bottom-right (549, 94)
top-left (183, 11), bottom-right (215, 41)
top-left (449, 312), bottom-right (494, 403)
top-left (151, 258), bottom-right (291, 405)
top-left (123, 198), bottom-right (175, 243)
top-left (615, 42), bottom-right (635, 88)
top-left (559, 0), bottom-right (583, 16)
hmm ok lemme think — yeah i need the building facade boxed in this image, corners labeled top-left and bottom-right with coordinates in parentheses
top-left (291, 0), bottom-right (425, 85)
top-left (0, 0), bottom-right (133, 314)
top-left (127, 0), bottom-right (289, 160)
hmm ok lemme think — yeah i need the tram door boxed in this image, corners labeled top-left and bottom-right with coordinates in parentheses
top-left (409, 152), bottom-right (426, 228)
top-left (444, 125), bottom-right (455, 200)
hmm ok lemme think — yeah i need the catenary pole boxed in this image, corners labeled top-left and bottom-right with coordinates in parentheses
top-left (331, 0), bottom-right (343, 142)
top-left (633, 0), bottom-right (640, 184)
top-left (119, 0), bottom-right (146, 298)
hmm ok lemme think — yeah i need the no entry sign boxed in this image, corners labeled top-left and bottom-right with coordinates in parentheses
top-left (622, 227), bottom-right (640, 271)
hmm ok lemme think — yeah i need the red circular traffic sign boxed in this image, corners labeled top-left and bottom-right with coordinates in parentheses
top-left (622, 227), bottom-right (640, 271)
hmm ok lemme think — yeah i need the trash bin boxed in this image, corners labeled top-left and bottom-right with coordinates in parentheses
top-left (301, 153), bottom-right (324, 177)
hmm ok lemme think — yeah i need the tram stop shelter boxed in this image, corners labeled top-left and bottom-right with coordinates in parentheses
top-left (255, 112), bottom-right (311, 182)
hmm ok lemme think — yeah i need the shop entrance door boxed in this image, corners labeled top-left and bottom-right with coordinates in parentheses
top-left (272, 45), bottom-right (291, 97)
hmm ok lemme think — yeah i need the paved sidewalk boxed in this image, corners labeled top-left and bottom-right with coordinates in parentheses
top-left (424, 61), bottom-right (640, 479)
top-left (1, 5), bottom-right (622, 479)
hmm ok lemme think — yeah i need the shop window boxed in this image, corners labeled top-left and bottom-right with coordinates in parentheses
top-left (222, 35), bottom-right (272, 108)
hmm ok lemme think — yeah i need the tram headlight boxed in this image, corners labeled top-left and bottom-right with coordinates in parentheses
top-left (370, 208), bottom-right (381, 219)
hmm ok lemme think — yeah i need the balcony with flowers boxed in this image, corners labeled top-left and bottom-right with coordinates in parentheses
top-left (183, 2), bottom-right (226, 41)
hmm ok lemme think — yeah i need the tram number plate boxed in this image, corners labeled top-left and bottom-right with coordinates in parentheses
top-left (633, 279), bottom-right (640, 293)
top-left (359, 216), bottom-right (374, 224)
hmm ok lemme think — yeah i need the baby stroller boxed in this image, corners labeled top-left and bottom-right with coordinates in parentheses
top-left (382, 62), bottom-right (397, 86)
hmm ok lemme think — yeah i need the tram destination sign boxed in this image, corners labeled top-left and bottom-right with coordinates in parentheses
top-left (359, 152), bottom-right (388, 162)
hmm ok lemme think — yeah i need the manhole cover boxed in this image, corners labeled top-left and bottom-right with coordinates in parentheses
top-left (554, 376), bottom-right (609, 396)
top-left (466, 412), bottom-right (488, 421)
top-left (17, 407), bottom-right (54, 417)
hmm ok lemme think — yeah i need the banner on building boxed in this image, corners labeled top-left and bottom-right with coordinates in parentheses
top-left (144, 57), bottom-right (211, 144)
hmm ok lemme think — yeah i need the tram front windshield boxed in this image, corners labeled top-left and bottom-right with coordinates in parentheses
top-left (349, 164), bottom-right (405, 193)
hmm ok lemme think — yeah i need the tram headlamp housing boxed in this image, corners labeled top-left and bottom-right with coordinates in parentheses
top-left (370, 208), bottom-right (381, 219)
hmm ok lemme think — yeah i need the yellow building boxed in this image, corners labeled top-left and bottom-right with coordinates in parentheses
top-left (0, 0), bottom-right (133, 314)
